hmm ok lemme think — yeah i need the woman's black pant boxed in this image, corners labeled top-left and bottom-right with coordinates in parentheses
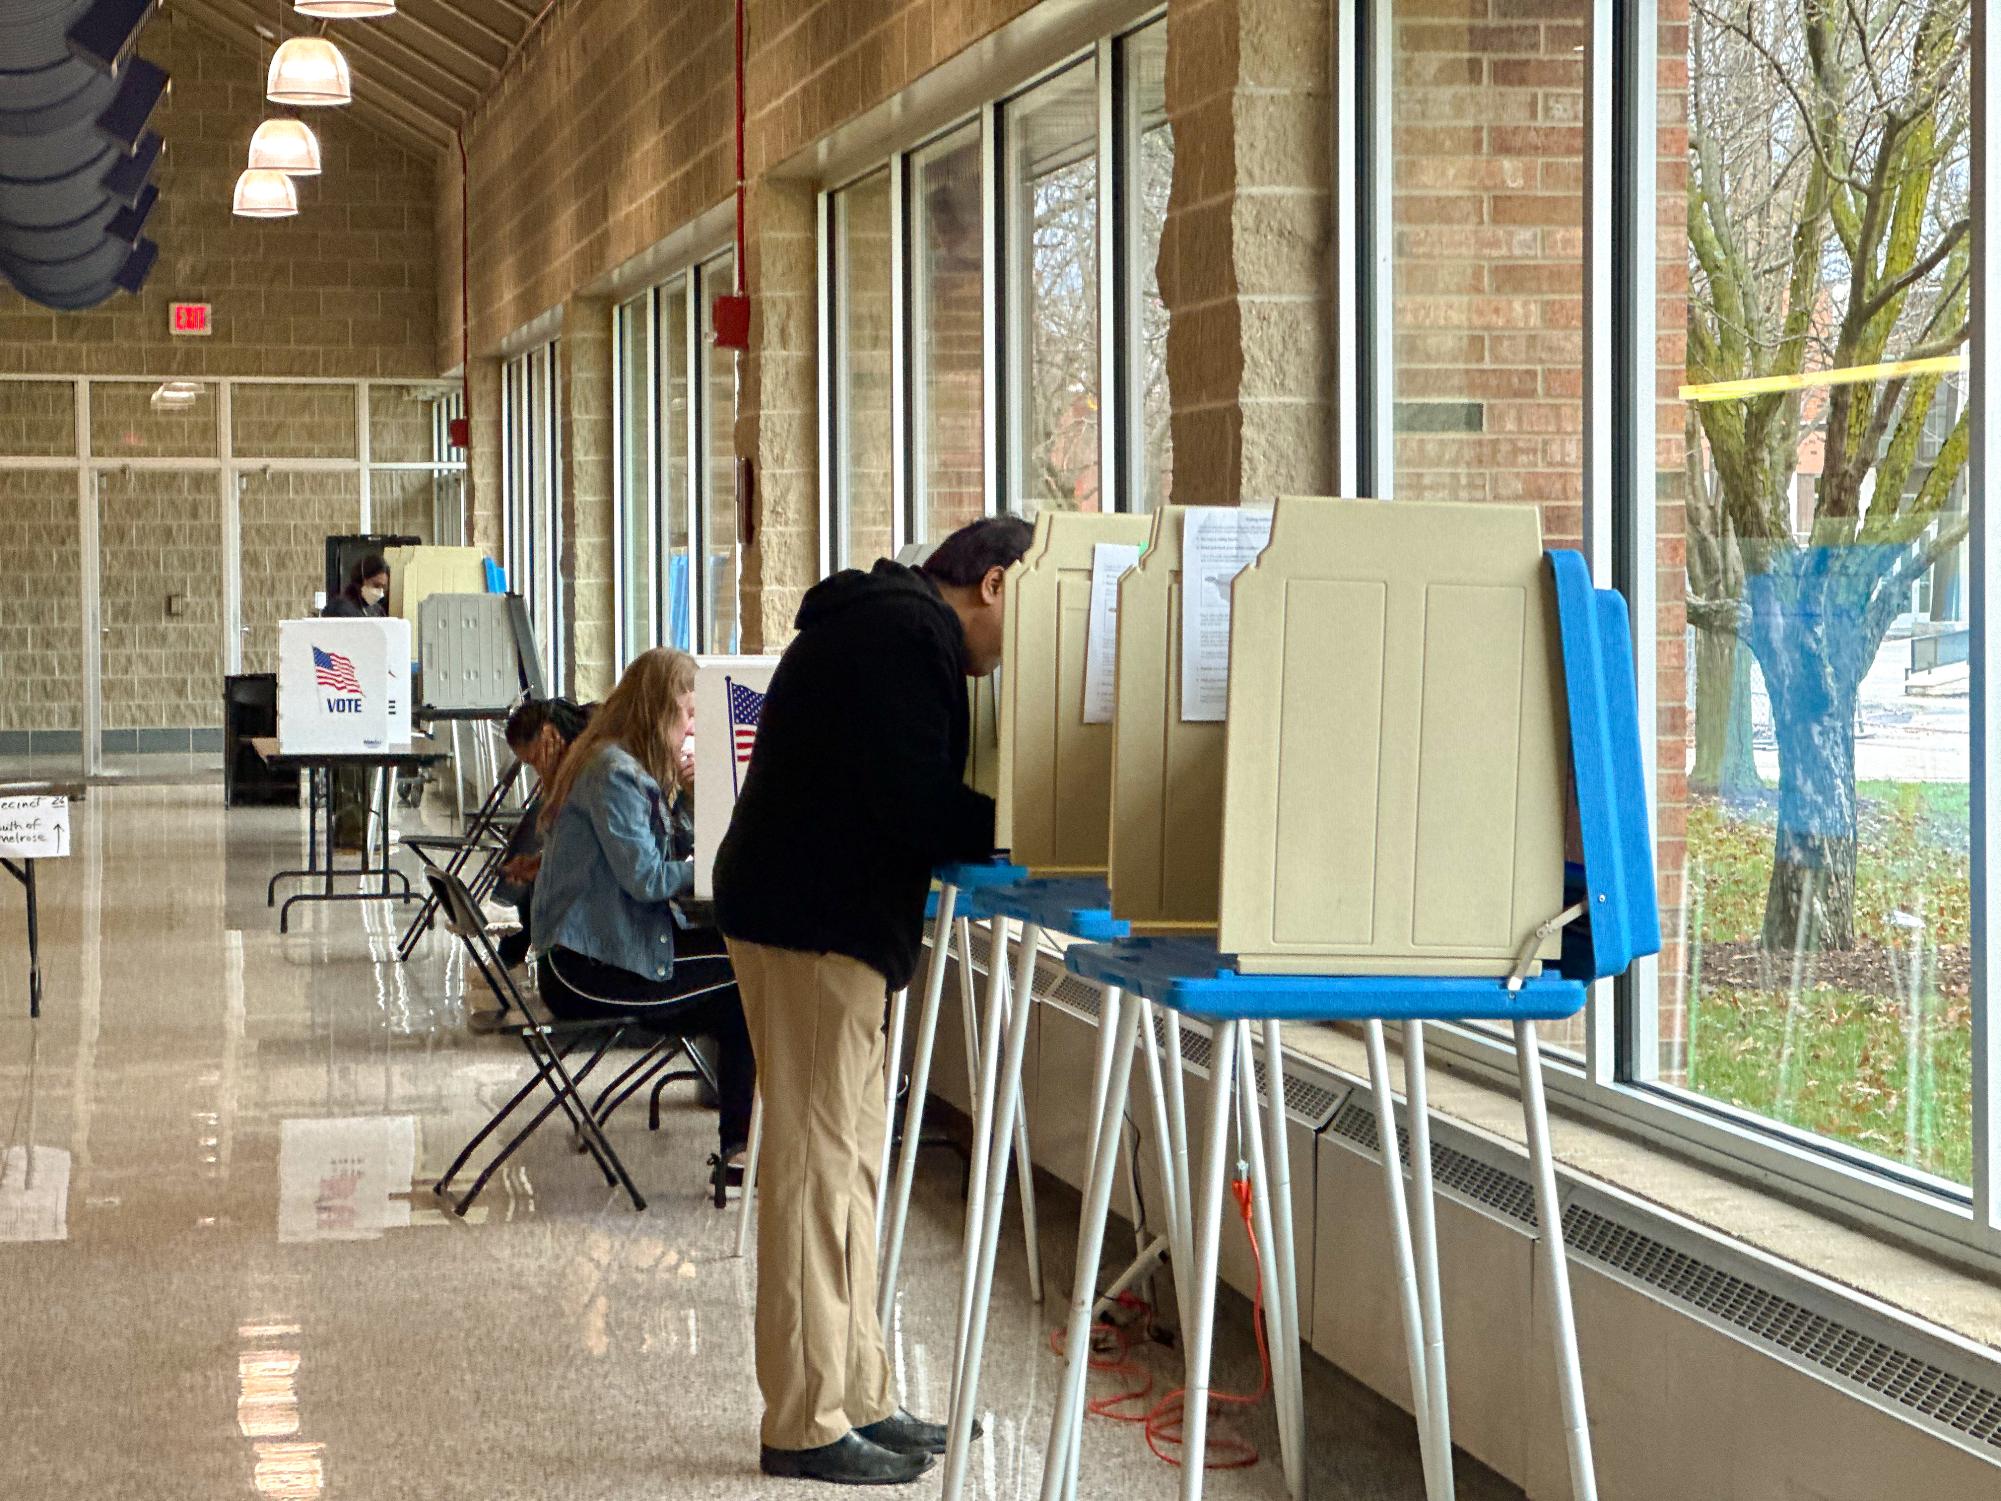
top-left (537, 926), bottom-right (754, 1156)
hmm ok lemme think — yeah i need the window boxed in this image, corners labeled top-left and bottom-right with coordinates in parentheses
top-left (1005, 59), bottom-right (1102, 520)
top-left (613, 296), bottom-right (655, 668)
top-left (829, 169), bottom-right (898, 570)
top-left (699, 251), bottom-right (740, 653)
top-left (1123, 18), bottom-right (1172, 509)
top-left (1655, 1), bottom-right (1975, 1187)
top-left (910, 122), bottom-right (989, 545)
top-left (501, 340), bottom-right (562, 688)
top-left (659, 274), bottom-right (695, 651)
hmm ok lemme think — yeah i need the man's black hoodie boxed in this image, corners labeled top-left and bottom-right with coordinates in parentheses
top-left (713, 560), bottom-right (996, 993)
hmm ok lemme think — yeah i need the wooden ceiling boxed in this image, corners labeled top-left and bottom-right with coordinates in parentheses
top-left (167, 0), bottom-right (548, 153)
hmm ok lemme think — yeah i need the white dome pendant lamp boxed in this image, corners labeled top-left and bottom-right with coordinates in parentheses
top-left (248, 117), bottom-right (321, 175)
top-left (233, 168), bottom-right (301, 218)
top-left (267, 36), bottom-right (352, 107)
top-left (295, 0), bottom-right (397, 16)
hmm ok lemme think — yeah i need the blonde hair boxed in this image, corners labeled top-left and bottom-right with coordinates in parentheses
top-left (539, 647), bottom-right (696, 829)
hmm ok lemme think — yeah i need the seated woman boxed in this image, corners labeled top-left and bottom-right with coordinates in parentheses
top-left (531, 648), bottom-right (754, 1168)
top-left (492, 696), bottom-right (593, 967)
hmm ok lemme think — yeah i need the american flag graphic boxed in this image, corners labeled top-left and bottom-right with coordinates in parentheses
top-left (313, 646), bottom-right (363, 695)
top-left (725, 677), bottom-right (765, 796)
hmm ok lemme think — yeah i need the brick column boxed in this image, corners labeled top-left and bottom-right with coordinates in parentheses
top-left (737, 178), bottom-right (820, 653)
top-left (562, 297), bottom-right (616, 700)
top-left (1160, 0), bottom-right (1334, 500)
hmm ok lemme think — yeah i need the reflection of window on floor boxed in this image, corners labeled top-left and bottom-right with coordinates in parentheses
top-left (1672, 1), bottom-right (1973, 1184)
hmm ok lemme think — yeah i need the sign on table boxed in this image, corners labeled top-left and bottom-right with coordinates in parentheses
top-left (0, 796), bottom-right (70, 859)
top-left (692, 656), bottom-right (781, 900)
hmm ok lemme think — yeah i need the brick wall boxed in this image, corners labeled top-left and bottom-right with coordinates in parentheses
top-left (0, 17), bottom-right (437, 380)
top-left (239, 472), bottom-right (362, 675)
top-left (97, 471), bottom-right (225, 732)
top-left (0, 470), bottom-right (83, 736)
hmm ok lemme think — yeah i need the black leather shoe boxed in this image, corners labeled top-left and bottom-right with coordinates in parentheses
top-left (855, 1409), bottom-right (980, 1455)
top-left (759, 1432), bottom-right (933, 1485)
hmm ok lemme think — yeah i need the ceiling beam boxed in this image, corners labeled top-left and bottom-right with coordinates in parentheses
top-left (172, 0), bottom-right (454, 152)
top-left (312, 18), bottom-right (482, 114)
top-left (382, 1), bottom-right (509, 75)
top-left (405, 0), bottom-right (519, 55)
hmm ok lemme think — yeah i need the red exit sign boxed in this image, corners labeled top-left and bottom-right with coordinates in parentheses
top-left (170, 302), bottom-right (211, 336)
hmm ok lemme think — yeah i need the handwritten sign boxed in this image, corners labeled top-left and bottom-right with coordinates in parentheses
top-left (0, 796), bottom-right (70, 859)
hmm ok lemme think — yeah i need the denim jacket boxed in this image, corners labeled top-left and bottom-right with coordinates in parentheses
top-left (531, 745), bottom-right (692, 981)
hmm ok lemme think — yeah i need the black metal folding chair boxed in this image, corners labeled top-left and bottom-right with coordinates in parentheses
top-left (427, 866), bottom-right (651, 1213)
top-left (398, 760), bottom-right (527, 963)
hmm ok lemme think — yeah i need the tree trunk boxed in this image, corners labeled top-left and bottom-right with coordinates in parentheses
top-left (1690, 626), bottom-right (1760, 797)
top-left (1760, 681), bottom-right (1858, 951)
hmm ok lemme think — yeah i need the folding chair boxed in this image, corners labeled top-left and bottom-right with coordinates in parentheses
top-left (426, 866), bottom-right (651, 1214)
top-left (397, 759), bottom-right (527, 962)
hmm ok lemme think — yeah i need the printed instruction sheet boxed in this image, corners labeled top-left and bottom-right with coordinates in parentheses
top-left (1082, 541), bottom-right (1143, 724)
top-left (1180, 506), bottom-right (1274, 721)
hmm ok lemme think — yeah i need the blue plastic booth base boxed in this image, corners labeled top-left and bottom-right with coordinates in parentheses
top-left (1064, 936), bottom-right (1586, 1024)
top-left (962, 876), bottom-right (1130, 944)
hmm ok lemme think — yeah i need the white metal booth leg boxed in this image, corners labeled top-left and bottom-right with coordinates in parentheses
top-left (941, 917), bottom-right (1043, 1500)
top-left (1404, 1022), bottom-right (1453, 1501)
top-left (878, 883), bottom-right (961, 1314)
top-left (1175, 1018), bottom-right (1240, 1501)
top-left (1514, 1018), bottom-right (1597, 1501)
top-left (875, 980), bottom-right (910, 1244)
top-left (734, 1091), bottom-right (764, 1258)
top-left (1236, 1022), bottom-right (1304, 1501)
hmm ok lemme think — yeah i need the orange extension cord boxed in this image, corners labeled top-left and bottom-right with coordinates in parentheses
top-left (1048, 1175), bottom-right (1273, 1472)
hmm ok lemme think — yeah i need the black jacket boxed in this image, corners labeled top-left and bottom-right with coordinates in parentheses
top-left (714, 561), bottom-right (996, 991)
top-left (322, 592), bottom-right (384, 618)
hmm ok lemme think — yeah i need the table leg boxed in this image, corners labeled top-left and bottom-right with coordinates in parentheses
top-left (1515, 1019), bottom-right (1597, 1501)
top-left (735, 1090), bottom-right (765, 1259)
top-left (1255, 1019), bottom-right (1307, 1500)
top-left (1006, 924), bottom-right (1045, 1306)
top-left (941, 917), bottom-right (1040, 1501)
top-left (876, 982), bottom-right (909, 1246)
top-left (1364, 1019), bottom-right (1441, 1496)
top-left (1056, 984), bottom-right (1125, 1501)
top-left (1177, 1018), bottom-right (1240, 1501)
top-left (878, 883), bottom-right (960, 1321)
top-left (25, 857), bottom-right (40, 1020)
top-left (1405, 1021), bottom-right (1454, 1501)
top-left (307, 766), bottom-right (320, 875)
top-left (378, 766), bottom-right (393, 897)
top-left (947, 913), bottom-right (1014, 1428)
top-left (323, 766), bottom-right (337, 897)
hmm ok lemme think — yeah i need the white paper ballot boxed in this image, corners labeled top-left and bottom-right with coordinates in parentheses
top-left (0, 796), bottom-right (69, 859)
top-left (1180, 506), bottom-right (1274, 722)
top-left (1082, 541), bottom-right (1143, 724)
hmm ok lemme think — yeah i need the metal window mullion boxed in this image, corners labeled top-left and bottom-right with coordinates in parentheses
top-left (819, 188), bottom-right (839, 577)
top-left (219, 381), bottom-right (240, 677)
top-left (1358, 0), bottom-right (1394, 496)
top-left (889, 152), bottom-right (911, 554)
top-left (357, 379), bottom-right (372, 531)
top-left (1332, 0), bottom-right (1361, 494)
top-left (687, 273), bottom-right (706, 653)
top-left (76, 378), bottom-right (100, 779)
top-left (981, 99), bottom-right (1003, 520)
top-left (611, 302), bottom-right (629, 669)
top-left (645, 288), bottom-right (662, 651)
top-left (1970, 0), bottom-right (1999, 1239)
top-left (1097, 36), bottom-right (1122, 514)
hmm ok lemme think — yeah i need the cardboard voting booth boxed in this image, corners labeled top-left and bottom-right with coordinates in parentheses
top-left (385, 545), bottom-right (490, 625)
top-left (994, 510), bottom-right (1152, 871)
top-left (278, 617), bottom-right (413, 753)
top-left (692, 655), bottom-right (780, 900)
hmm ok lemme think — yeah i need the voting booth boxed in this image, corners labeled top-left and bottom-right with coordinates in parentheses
top-left (277, 617), bottom-right (413, 753)
top-left (692, 655), bottom-right (779, 900)
top-left (384, 545), bottom-right (490, 625)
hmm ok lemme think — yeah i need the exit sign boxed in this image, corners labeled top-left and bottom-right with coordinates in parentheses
top-left (170, 302), bottom-right (211, 336)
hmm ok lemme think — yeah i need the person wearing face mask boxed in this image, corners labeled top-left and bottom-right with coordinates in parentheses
top-left (321, 554), bottom-right (393, 846)
top-left (323, 554), bottom-right (390, 618)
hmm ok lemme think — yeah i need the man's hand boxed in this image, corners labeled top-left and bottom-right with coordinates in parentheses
top-left (502, 853), bottom-right (541, 885)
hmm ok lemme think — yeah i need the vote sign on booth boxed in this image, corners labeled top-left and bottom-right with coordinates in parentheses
top-left (277, 617), bottom-right (413, 754)
top-left (692, 655), bottom-right (779, 900)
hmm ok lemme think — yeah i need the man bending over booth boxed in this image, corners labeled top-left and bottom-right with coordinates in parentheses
top-left (715, 515), bottom-right (1033, 1486)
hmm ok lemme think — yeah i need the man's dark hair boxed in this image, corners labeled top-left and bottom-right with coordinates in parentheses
top-left (349, 553), bottom-right (389, 588)
top-left (504, 695), bottom-right (592, 749)
top-left (918, 515), bottom-right (1034, 588)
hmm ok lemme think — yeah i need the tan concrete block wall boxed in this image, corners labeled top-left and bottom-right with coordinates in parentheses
top-left (0, 382), bottom-right (79, 458)
top-left (0, 472), bottom-right (83, 733)
top-left (561, 300), bottom-right (616, 700)
top-left (0, 18), bottom-right (437, 382)
top-left (96, 471), bottom-right (225, 731)
top-left (239, 472), bottom-right (362, 674)
top-left (232, 384), bottom-right (360, 461)
top-left (370, 471), bottom-right (439, 545)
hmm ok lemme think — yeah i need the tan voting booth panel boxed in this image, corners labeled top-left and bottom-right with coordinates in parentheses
top-left (386, 546), bottom-right (489, 624)
top-left (1217, 497), bottom-right (1568, 976)
top-left (967, 676), bottom-right (1001, 803)
top-left (997, 511), bottom-right (1153, 873)
top-left (1108, 506), bottom-right (1230, 931)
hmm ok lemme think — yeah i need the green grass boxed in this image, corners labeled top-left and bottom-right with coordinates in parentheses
top-left (1683, 779), bottom-right (1972, 1185)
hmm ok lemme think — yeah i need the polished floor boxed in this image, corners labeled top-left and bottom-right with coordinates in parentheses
top-left (0, 784), bottom-right (1515, 1500)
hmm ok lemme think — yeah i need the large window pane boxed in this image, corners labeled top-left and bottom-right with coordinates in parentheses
top-left (701, 252), bottom-right (739, 653)
top-left (1126, 20), bottom-right (1172, 509)
top-left (659, 277), bottom-right (694, 651)
top-left (912, 123), bottom-right (987, 543)
top-left (1007, 61), bottom-right (1100, 520)
top-left (1392, 1), bottom-right (1588, 1050)
top-left (834, 170), bottom-right (897, 569)
top-left (615, 295), bottom-right (655, 666)
top-left (1661, 2), bottom-right (1974, 1184)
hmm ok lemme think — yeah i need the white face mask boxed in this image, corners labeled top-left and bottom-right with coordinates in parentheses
top-left (361, 584), bottom-right (385, 606)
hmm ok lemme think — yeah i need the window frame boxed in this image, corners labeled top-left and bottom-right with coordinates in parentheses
top-left (1339, 0), bottom-right (2001, 1267)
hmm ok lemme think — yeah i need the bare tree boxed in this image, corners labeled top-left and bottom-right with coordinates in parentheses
top-left (1687, 0), bottom-right (1970, 950)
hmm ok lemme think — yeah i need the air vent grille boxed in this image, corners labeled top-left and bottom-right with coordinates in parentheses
top-left (1325, 1102), bottom-right (2001, 1450)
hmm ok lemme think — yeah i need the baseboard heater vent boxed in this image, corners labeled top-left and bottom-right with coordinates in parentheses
top-left (1326, 1100), bottom-right (2001, 1452)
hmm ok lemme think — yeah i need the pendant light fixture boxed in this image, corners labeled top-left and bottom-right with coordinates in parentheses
top-left (232, 168), bottom-right (300, 218)
top-left (247, 117), bottom-right (321, 175)
top-left (267, 36), bottom-right (351, 107)
top-left (295, 0), bottom-right (396, 15)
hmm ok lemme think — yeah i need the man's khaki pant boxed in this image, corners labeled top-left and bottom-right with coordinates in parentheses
top-left (727, 939), bottom-right (896, 1451)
